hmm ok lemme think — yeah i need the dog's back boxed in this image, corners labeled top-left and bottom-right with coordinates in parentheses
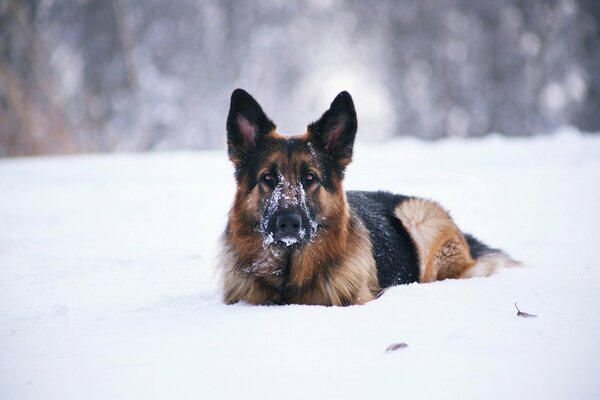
top-left (348, 190), bottom-right (513, 286)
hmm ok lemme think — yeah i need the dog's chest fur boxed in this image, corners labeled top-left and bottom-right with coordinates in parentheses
top-left (221, 209), bottom-right (380, 306)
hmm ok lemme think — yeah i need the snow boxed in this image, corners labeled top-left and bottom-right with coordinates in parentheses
top-left (280, 236), bottom-right (298, 246)
top-left (1, 128), bottom-right (600, 399)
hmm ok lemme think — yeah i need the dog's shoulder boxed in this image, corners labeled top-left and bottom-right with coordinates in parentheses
top-left (346, 190), bottom-right (420, 287)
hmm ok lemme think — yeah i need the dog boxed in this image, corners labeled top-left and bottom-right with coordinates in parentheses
top-left (220, 89), bottom-right (514, 306)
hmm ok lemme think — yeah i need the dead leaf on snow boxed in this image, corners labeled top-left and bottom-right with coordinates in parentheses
top-left (386, 343), bottom-right (408, 352)
top-left (515, 303), bottom-right (537, 318)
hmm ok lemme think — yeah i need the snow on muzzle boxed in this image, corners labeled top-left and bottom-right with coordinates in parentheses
top-left (259, 177), bottom-right (316, 247)
top-left (267, 208), bottom-right (310, 246)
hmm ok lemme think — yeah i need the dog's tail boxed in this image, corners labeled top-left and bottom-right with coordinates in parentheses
top-left (461, 234), bottom-right (519, 278)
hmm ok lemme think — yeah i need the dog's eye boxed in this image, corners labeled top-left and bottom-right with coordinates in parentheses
top-left (303, 173), bottom-right (317, 186)
top-left (262, 173), bottom-right (275, 187)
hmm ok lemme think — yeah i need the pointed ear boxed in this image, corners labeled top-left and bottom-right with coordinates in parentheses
top-left (307, 91), bottom-right (357, 168)
top-left (226, 89), bottom-right (276, 164)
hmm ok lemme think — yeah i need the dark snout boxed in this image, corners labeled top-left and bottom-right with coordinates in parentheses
top-left (276, 210), bottom-right (301, 236)
top-left (270, 209), bottom-right (303, 245)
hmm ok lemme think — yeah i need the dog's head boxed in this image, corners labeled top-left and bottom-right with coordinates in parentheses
top-left (226, 89), bottom-right (357, 250)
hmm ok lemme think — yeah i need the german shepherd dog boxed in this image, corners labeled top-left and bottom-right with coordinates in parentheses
top-left (220, 89), bottom-right (514, 306)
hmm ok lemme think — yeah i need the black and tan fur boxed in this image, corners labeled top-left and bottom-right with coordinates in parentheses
top-left (220, 89), bottom-right (514, 306)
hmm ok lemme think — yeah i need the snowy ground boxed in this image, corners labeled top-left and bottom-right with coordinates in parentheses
top-left (1, 129), bottom-right (600, 399)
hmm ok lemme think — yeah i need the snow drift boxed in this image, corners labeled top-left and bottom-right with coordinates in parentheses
top-left (1, 129), bottom-right (599, 399)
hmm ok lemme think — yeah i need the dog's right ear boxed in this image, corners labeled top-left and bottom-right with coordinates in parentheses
top-left (226, 89), bottom-right (276, 164)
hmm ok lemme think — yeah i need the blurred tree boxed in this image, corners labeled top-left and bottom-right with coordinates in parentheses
top-left (0, 0), bottom-right (598, 156)
top-left (0, 0), bottom-right (71, 156)
top-left (575, 0), bottom-right (600, 131)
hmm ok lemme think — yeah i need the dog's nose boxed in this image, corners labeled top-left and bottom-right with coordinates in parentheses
top-left (275, 210), bottom-right (302, 238)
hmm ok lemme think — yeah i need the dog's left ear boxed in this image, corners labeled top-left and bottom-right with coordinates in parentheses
top-left (227, 89), bottom-right (276, 164)
top-left (308, 91), bottom-right (357, 168)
